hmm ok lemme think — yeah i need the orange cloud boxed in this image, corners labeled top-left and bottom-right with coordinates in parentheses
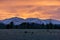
top-left (0, 0), bottom-right (60, 20)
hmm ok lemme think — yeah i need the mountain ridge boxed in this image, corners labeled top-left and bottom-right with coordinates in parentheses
top-left (0, 17), bottom-right (60, 25)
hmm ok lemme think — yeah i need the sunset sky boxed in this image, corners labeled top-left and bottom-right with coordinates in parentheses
top-left (0, 0), bottom-right (60, 20)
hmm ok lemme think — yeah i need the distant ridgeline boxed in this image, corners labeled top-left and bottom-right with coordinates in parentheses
top-left (0, 17), bottom-right (60, 29)
top-left (0, 22), bottom-right (60, 29)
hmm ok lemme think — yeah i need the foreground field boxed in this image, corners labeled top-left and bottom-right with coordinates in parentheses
top-left (0, 29), bottom-right (60, 40)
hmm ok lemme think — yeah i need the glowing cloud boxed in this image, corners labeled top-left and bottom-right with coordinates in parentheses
top-left (0, 0), bottom-right (60, 20)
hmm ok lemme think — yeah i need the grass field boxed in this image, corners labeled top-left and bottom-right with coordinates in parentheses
top-left (0, 29), bottom-right (60, 40)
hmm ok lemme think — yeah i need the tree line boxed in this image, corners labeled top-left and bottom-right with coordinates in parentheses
top-left (0, 22), bottom-right (60, 29)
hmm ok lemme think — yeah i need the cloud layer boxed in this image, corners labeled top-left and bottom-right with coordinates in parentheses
top-left (0, 0), bottom-right (60, 20)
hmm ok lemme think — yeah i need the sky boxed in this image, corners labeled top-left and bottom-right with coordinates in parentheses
top-left (0, 0), bottom-right (60, 20)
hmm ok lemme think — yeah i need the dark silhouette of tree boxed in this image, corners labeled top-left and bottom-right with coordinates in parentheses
top-left (30, 23), bottom-right (41, 29)
top-left (0, 21), bottom-right (60, 29)
top-left (6, 22), bottom-right (14, 29)
top-left (20, 22), bottom-right (30, 29)
top-left (40, 23), bottom-right (45, 29)
top-left (54, 24), bottom-right (60, 29)
top-left (0, 23), bottom-right (6, 29)
top-left (46, 22), bottom-right (55, 29)
top-left (20, 22), bottom-right (41, 29)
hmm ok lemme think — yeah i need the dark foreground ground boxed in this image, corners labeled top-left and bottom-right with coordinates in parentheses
top-left (0, 29), bottom-right (60, 40)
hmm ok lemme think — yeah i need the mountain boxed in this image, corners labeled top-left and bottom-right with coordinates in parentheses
top-left (1, 17), bottom-right (25, 25)
top-left (25, 18), bottom-right (43, 24)
top-left (43, 19), bottom-right (60, 24)
top-left (0, 17), bottom-right (60, 25)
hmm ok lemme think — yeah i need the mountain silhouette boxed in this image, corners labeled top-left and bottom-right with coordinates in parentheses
top-left (0, 17), bottom-right (60, 25)
top-left (1, 17), bottom-right (25, 25)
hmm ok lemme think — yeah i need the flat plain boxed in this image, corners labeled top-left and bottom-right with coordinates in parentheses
top-left (0, 29), bottom-right (60, 40)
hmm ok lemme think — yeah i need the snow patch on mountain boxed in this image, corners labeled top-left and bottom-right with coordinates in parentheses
top-left (0, 17), bottom-right (60, 25)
